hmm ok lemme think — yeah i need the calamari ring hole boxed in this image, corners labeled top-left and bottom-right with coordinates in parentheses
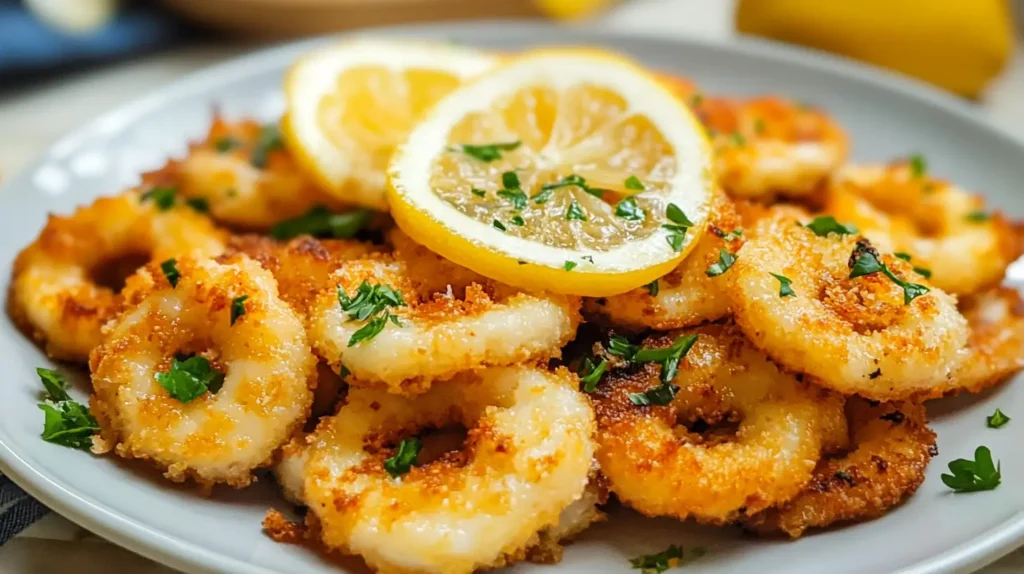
top-left (90, 252), bottom-right (151, 292)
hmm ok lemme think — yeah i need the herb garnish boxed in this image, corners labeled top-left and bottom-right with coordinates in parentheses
top-left (510, 215), bottom-right (525, 226)
top-left (608, 335), bottom-right (640, 360)
top-left (337, 281), bottom-right (406, 347)
top-left (141, 186), bottom-right (177, 211)
top-left (848, 241), bottom-right (930, 304)
top-left (214, 136), bottom-right (241, 153)
top-left (250, 124), bottom-right (284, 168)
top-left (893, 252), bottom-right (933, 278)
top-left (710, 226), bottom-right (742, 241)
top-left (987, 409), bottom-right (1010, 429)
top-left (909, 154), bottom-right (927, 178)
top-left (645, 280), bottom-right (659, 296)
top-left (616, 196), bottom-right (645, 221)
top-left (705, 249), bottom-right (736, 277)
top-left (155, 355), bottom-right (225, 403)
top-left (471, 188), bottom-right (486, 198)
top-left (770, 273), bottom-right (795, 297)
top-left (384, 437), bottom-right (422, 477)
top-left (566, 200), bottom-right (587, 221)
top-left (753, 117), bottom-right (766, 134)
top-left (497, 188), bottom-right (528, 210)
top-left (230, 295), bottom-right (248, 326)
top-left (627, 334), bottom-right (699, 406)
top-left (185, 197), bottom-right (210, 213)
top-left (532, 174), bottom-right (603, 203)
top-left (965, 211), bottom-right (990, 223)
top-left (493, 219), bottom-right (507, 231)
top-left (36, 368), bottom-right (98, 450)
top-left (941, 446), bottom-right (1001, 493)
top-left (160, 259), bottom-right (180, 288)
top-left (806, 216), bottom-right (858, 237)
top-left (579, 357), bottom-right (609, 392)
top-left (270, 206), bottom-right (374, 240)
top-left (450, 141), bottom-right (521, 163)
top-left (663, 203), bottom-right (694, 252)
top-left (564, 260), bottom-right (577, 271)
top-left (625, 176), bottom-right (645, 191)
top-left (730, 132), bottom-right (746, 147)
top-left (630, 544), bottom-right (683, 574)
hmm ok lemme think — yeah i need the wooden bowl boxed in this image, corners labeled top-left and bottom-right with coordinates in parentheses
top-left (161, 0), bottom-right (545, 38)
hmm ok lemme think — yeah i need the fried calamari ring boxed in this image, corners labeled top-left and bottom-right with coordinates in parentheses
top-left (744, 398), bottom-right (935, 537)
top-left (299, 366), bottom-right (596, 573)
top-left (226, 234), bottom-right (380, 316)
top-left (89, 254), bottom-right (315, 488)
top-left (728, 220), bottom-right (967, 401)
top-left (307, 255), bottom-right (581, 394)
top-left (695, 96), bottom-right (848, 201)
top-left (592, 324), bottom-right (847, 524)
top-left (823, 162), bottom-right (1022, 295)
top-left (586, 191), bottom-right (744, 331)
top-left (172, 116), bottom-right (348, 230)
top-left (9, 192), bottom-right (226, 362)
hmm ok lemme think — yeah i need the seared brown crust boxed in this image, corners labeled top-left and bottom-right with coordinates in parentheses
top-left (743, 398), bottom-right (935, 537)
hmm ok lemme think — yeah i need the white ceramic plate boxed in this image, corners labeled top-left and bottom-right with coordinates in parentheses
top-left (1, 22), bottom-right (1023, 574)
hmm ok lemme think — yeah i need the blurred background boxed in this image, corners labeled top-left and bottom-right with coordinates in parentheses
top-left (1, 0), bottom-right (1022, 179)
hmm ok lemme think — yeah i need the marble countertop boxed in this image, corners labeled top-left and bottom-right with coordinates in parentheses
top-left (1, 0), bottom-right (1022, 571)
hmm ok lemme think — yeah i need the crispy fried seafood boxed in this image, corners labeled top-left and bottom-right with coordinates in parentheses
top-left (729, 219), bottom-right (968, 400)
top-left (307, 253), bottom-right (581, 394)
top-left (694, 96), bottom-right (848, 201)
top-left (586, 192), bottom-right (744, 331)
top-left (823, 162), bottom-right (1022, 295)
top-left (291, 366), bottom-right (596, 573)
top-left (745, 398), bottom-right (935, 537)
top-left (89, 254), bottom-right (315, 488)
top-left (591, 325), bottom-right (846, 524)
top-left (9, 192), bottom-right (226, 362)
top-left (172, 116), bottom-right (348, 230)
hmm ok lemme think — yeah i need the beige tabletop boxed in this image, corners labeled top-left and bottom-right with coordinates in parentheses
top-left (1, 0), bottom-right (1023, 572)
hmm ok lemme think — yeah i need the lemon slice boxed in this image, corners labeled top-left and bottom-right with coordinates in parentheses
top-left (387, 49), bottom-right (714, 297)
top-left (283, 40), bottom-right (498, 210)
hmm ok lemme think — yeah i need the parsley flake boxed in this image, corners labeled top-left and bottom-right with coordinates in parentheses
top-left (497, 188), bottom-right (527, 210)
top-left (628, 334), bottom-right (699, 405)
top-left (753, 117), bottom-right (766, 134)
top-left (141, 186), bottom-right (177, 211)
top-left (470, 188), bottom-right (486, 198)
top-left (848, 241), bottom-right (930, 304)
top-left (250, 124), bottom-right (284, 168)
top-left (502, 171), bottom-right (521, 191)
top-left (965, 211), bottom-right (990, 223)
top-left (36, 368), bottom-right (98, 450)
top-left (616, 196), bottom-right (645, 221)
top-left (450, 141), bottom-right (521, 163)
top-left (271, 206), bottom-right (374, 240)
top-left (608, 335), bottom-right (640, 360)
top-left (941, 446), bottom-right (1001, 493)
top-left (806, 215), bottom-right (858, 237)
top-left (645, 280), bottom-right (659, 296)
top-left (155, 355), bottom-right (225, 403)
top-left (987, 409), bottom-right (1010, 429)
top-left (705, 249), bottom-right (736, 277)
top-left (564, 260), bottom-right (577, 271)
top-left (690, 93), bottom-right (704, 107)
top-left (665, 203), bottom-right (694, 227)
top-left (510, 215), bottom-right (525, 226)
top-left (337, 282), bottom-right (407, 347)
top-left (770, 273), bottom-right (795, 297)
top-left (630, 545), bottom-right (683, 574)
top-left (160, 259), bottom-right (180, 288)
top-left (493, 219), bottom-right (507, 232)
top-left (578, 357), bottom-right (609, 393)
top-left (566, 200), bottom-right (587, 221)
top-left (909, 154), bottom-right (927, 178)
top-left (731, 132), bottom-right (746, 146)
top-left (213, 136), bottom-right (241, 153)
top-left (230, 295), bottom-right (248, 326)
top-left (384, 437), bottom-right (422, 477)
top-left (624, 176), bottom-right (645, 191)
top-left (185, 197), bottom-right (209, 213)
top-left (710, 226), bottom-right (743, 241)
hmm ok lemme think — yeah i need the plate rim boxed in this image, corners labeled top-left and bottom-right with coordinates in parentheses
top-left (1, 20), bottom-right (1023, 574)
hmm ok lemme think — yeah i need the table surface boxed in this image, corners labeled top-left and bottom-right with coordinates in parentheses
top-left (1, 0), bottom-right (1023, 571)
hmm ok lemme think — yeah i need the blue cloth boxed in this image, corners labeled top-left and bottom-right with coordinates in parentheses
top-left (0, 475), bottom-right (48, 544)
top-left (0, 2), bottom-right (183, 75)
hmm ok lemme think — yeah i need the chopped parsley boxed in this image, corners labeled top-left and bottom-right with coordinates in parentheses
top-left (566, 200), bottom-right (587, 221)
top-left (965, 210), bottom-right (990, 223)
top-left (213, 136), bottom-right (241, 153)
top-left (470, 188), bottom-right (486, 198)
top-left (337, 281), bottom-right (406, 347)
top-left (806, 215), bottom-right (858, 237)
top-left (578, 357), bottom-right (608, 393)
top-left (36, 368), bottom-right (98, 450)
top-left (645, 280), bottom-right (660, 296)
top-left (848, 241), bottom-right (930, 304)
top-left (770, 273), bottom-right (795, 297)
top-left (731, 132), bottom-right (746, 146)
top-left (625, 175), bottom-right (645, 191)
top-left (753, 117), bottom-right (766, 134)
top-left (616, 196), bottom-right (645, 221)
top-left (908, 153), bottom-right (927, 178)
top-left (502, 171), bottom-right (521, 191)
top-left (141, 186), bottom-right (177, 211)
top-left (270, 206), bottom-right (374, 240)
top-left (941, 446), bottom-right (1001, 493)
top-left (893, 252), bottom-right (932, 278)
top-left (185, 197), bottom-right (210, 213)
top-left (663, 203), bottom-right (694, 252)
top-left (894, 252), bottom-right (913, 262)
top-left (564, 260), bottom-right (577, 271)
top-left (155, 355), bottom-right (225, 403)
top-left (705, 249), bottom-right (736, 277)
top-left (230, 295), bottom-right (248, 326)
top-left (710, 226), bottom-right (743, 241)
top-left (608, 335), bottom-right (640, 360)
top-left (987, 408), bottom-right (1010, 429)
top-left (497, 188), bottom-right (528, 210)
top-left (384, 437), bottom-right (422, 477)
top-left (532, 174), bottom-right (602, 203)
top-left (628, 334), bottom-right (699, 405)
top-left (665, 203), bottom-right (694, 227)
top-left (510, 215), bottom-right (525, 226)
top-left (160, 258), bottom-right (180, 288)
top-left (450, 140), bottom-right (521, 162)
top-left (249, 124), bottom-right (284, 168)
top-left (492, 219), bottom-right (507, 231)
top-left (690, 93), bottom-right (704, 107)
top-left (630, 544), bottom-right (683, 574)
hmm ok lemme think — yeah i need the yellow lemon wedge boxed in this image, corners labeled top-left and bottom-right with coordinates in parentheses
top-left (282, 39), bottom-right (498, 210)
top-left (387, 49), bottom-right (714, 297)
